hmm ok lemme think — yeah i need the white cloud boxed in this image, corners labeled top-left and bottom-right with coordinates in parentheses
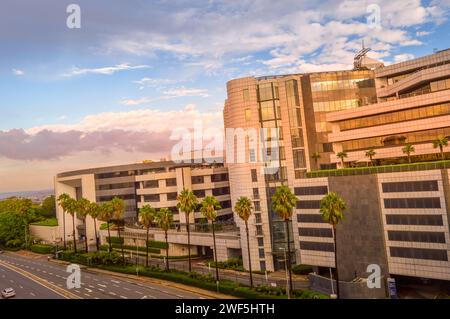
top-left (120, 87), bottom-right (209, 106)
top-left (162, 87), bottom-right (209, 98)
top-left (62, 63), bottom-right (150, 77)
top-left (394, 53), bottom-right (415, 63)
top-left (12, 68), bottom-right (24, 76)
top-left (416, 30), bottom-right (431, 36)
top-left (27, 104), bottom-right (222, 135)
top-left (133, 77), bottom-right (176, 90)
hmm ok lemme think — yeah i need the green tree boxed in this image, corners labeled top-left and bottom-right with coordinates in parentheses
top-left (234, 196), bottom-right (254, 287)
top-left (200, 195), bottom-right (222, 282)
top-left (139, 204), bottom-right (157, 267)
top-left (402, 144), bottom-right (415, 163)
top-left (99, 202), bottom-right (114, 252)
top-left (311, 152), bottom-right (321, 168)
top-left (336, 151), bottom-right (348, 168)
top-left (433, 136), bottom-right (448, 160)
top-left (111, 197), bottom-right (126, 265)
top-left (41, 195), bottom-right (56, 218)
top-left (365, 149), bottom-right (376, 166)
top-left (86, 201), bottom-right (101, 251)
top-left (76, 198), bottom-right (91, 252)
top-left (176, 188), bottom-right (198, 272)
top-left (320, 192), bottom-right (347, 299)
top-left (57, 194), bottom-right (77, 253)
top-left (0, 212), bottom-right (27, 248)
top-left (271, 185), bottom-right (297, 295)
top-left (156, 208), bottom-right (174, 271)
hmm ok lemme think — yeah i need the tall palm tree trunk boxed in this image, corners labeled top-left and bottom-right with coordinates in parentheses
top-left (84, 218), bottom-right (88, 252)
top-left (117, 223), bottom-right (125, 265)
top-left (408, 154), bottom-right (411, 163)
top-left (212, 221), bottom-right (220, 281)
top-left (440, 146), bottom-right (444, 159)
top-left (186, 213), bottom-right (192, 272)
top-left (165, 230), bottom-right (169, 271)
top-left (332, 226), bottom-right (340, 298)
top-left (72, 214), bottom-right (77, 253)
top-left (284, 219), bottom-right (293, 294)
top-left (245, 221), bottom-right (253, 287)
top-left (93, 218), bottom-right (99, 251)
top-left (107, 222), bottom-right (112, 252)
top-left (146, 227), bottom-right (150, 267)
top-left (63, 211), bottom-right (66, 249)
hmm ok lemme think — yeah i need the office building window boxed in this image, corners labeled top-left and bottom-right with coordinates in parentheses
top-left (257, 238), bottom-right (264, 247)
top-left (166, 192), bottom-right (178, 201)
top-left (295, 186), bottom-right (328, 196)
top-left (299, 227), bottom-right (333, 238)
top-left (322, 143), bottom-right (333, 153)
top-left (297, 200), bottom-right (321, 209)
top-left (211, 173), bottom-right (229, 182)
top-left (260, 261), bottom-right (266, 270)
top-left (191, 176), bottom-right (204, 184)
top-left (245, 108), bottom-right (252, 121)
top-left (295, 170), bottom-right (306, 179)
top-left (384, 198), bottom-right (441, 209)
top-left (243, 88), bottom-right (249, 101)
top-left (143, 194), bottom-right (160, 202)
top-left (385, 214), bottom-right (443, 226)
top-left (382, 181), bottom-right (438, 193)
top-left (166, 178), bottom-right (177, 187)
top-left (251, 169), bottom-right (258, 182)
top-left (253, 201), bottom-right (261, 211)
top-left (297, 214), bottom-right (325, 223)
top-left (256, 225), bottom-right (263, 236)
top-left (143, 180), bottom-right (159, 188)
top-left (193, 189), bottom-right (206, 198)
top-left (254, 213), bottom-right (262, 224)
top-left (212, 187), bottom-right (230, 196)
top-left (390, 247), bottom-right (448, 261)
top-left (253, 188), bottom-right (260, 199)
top-left (293, 149), bottom-right (306, 169)
top-left (259, 248), bottom-right (265, 258)
top-left (388, 231), bottom-right (445, 243)
top-left (219, 200), bottom-right (232, 209)
top-left (300, 241), bottom-right (334, 252)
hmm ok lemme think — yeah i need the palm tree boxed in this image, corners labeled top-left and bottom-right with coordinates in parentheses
top-left (234, 196), bottom-right (254, 287)
top-left (320, 192), bottom-right (347, 299)
top-left (402, 144), bottom-right (415, 163)
top-left (311, 152), bottom-right (321, 168)
top-left (200, 196), bottom-right (222, 282)
top-left (433, 136), bottom-right (448, 160)
top-left (139, 204), bottom-right (157, 267)
top-left (76, 198), bottom-right (90, 252)
top-left (58, 194), bottom-right (77, 253)
top-left (110, 197), bottom-right (126, 265)
top-left (365, 149), bottom-right (376, 166)
top-left (86, 201), bottom-right (101, 251)
top-left (57, 194), bottom-right (71, 249)
top-left (336, 151), bottom-right (348, 168)
top-left (271, 185), bottom-right (297, 295)
top-left (99, 202), bottom-right (114, 252)
top-left (176, 188), bottom-right (198, 272)
top-left (156, 208), bottom-right (174, 271)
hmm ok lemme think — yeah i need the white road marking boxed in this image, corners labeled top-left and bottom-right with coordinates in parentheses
top-left (98, 284), bottom-right (107, 288)
top-left (120, 295), bottom-right (127, 299)
top-left (123, 287), bottom-right (131, 291)
top-left (109, 291), bottom-right (117, 296)
top-left (111, 279), bottom-right (120, 284)
top-left (134, 291), bottom-right (143, 295)
top-left (30, 292), bottom-right (36, 296)
top-left (84, 293), bottom-right (91, 297)
top-left (98, 288), bottom-right (105, 292)
top-left (85, 288), bottom-right (93, 293)
top-left (19, 285), bottom-right (23, 289)
top-left (113, 284), bottom-right (120, 288)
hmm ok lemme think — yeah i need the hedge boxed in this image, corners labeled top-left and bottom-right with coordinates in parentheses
top-left (30, 244), bottom-right (55, 254)
top-left (292, 264), bottom-right (313, 275)
top-left (57, 252), bottom-right (328, 299)
top-left (106, 236), bottom-right (124, 244)
top-left (147, 240), bottom-right (168, 249)
top-left (30, 218), bottom-right (58, 227)
top-left (100, 244), bottom-right (161, 254)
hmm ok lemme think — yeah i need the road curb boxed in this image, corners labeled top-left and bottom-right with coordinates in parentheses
top-left (50, 259), bottom-right (235, 299)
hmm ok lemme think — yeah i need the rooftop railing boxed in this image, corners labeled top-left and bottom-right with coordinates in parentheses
top-left (306, 160), bottom-right (450, 178)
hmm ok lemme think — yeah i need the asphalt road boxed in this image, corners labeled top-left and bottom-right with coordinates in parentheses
top-left (0, 252), bottom-right (207, 299)
top-left (0, 263), bottom-right (64, 299)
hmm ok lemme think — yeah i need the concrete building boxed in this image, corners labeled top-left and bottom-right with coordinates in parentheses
top-left (54, 160), bottom-right (239, 260)
top-left (223, 48), bottom-right (450, 283)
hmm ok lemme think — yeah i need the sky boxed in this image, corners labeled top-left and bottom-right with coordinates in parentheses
top-left (0, 0), bottom-right (450, 192)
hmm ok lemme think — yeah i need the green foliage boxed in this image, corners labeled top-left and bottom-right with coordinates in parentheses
top-left (40, 196), bottom-right (56, 218)
top-left (100, 244), bottom-right (161, 254)
top-left (0, 211), bottom-right (27, 248)
top-left (200, 196), bottom-right (221, 221)
top-left (30, 217), bottom-right (58, 227)
top-left (106, 236), bottom-right (124, 244)
top-left (292, 264), bottom-right (313, 275)
top-left (271, 185), bottom-right (297, 220)
top-left (214, 258), bottom-right (244, 271)
top-left (100, 223), bottom-right (109, 230)
top-left (30, 244), bottom-right (55, 254)
top-left (320, 192), bottom-right (347, 227)
top-left (147, 240), bottom-right (168, 249)
top-left (59, 251), bottom-right (123, 266)
top-left (234, 197), bottom-right (253, 222)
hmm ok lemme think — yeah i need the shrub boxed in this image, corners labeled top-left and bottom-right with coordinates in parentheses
top-left (147, 240), bottom-right (168, 249)
top-left (100, 244), bottom-right (160, 254)
top-left (30, 244), bottom-right (55, 254)
top-left (292, 264), bottom-right (313, 275)
top-left (106, 236), bottom-right (124, 244)
top-left (30, 217), bottom-right (58, 227)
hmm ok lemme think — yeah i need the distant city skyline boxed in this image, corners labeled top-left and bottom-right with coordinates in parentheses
top-left (1, 0), bottom-right (450, 192)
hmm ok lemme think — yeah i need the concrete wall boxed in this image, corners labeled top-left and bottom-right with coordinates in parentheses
top-left (29, 225), bottom-right (58, 244)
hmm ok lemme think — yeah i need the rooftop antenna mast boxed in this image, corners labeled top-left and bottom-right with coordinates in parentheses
top-left (354, 40), bottom-right (371, 70)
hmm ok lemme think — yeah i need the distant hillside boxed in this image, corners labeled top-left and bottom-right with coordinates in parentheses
top-left (0, 189), bottom-right (54, 201)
